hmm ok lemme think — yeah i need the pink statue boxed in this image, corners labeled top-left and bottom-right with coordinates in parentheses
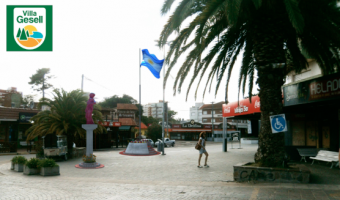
top-left (85, 93), bottom-right (96, 124)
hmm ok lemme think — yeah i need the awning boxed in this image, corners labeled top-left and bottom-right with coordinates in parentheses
top-left (222, 96), bottom-right (261, 117)
top-left (0, 119), bottom-right (17, 121)
top-left (119, 126), bottom-right (131, 131)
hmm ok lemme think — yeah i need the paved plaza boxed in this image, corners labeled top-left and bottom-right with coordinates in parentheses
top-left (1, 142), bottom-right (340, 200)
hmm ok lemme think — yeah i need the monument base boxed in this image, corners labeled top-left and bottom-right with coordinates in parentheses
top-left (75, 162), bottom-right (104, 169)
top-left (120, 143), bottom-right (160, 156)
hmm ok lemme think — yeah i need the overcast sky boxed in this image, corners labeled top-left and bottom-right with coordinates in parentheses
top-left (0, 0), bottom-right (257, 120)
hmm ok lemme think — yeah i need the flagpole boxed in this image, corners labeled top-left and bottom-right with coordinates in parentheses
top-left (139, 48), bottom-right (142, 140)
top-left (162, 46), bottom-right (165, 155)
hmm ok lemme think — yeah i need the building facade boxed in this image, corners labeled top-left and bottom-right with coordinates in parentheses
top-left (143, 100), bottom-right (168, 119)
top-left (0, 107), bottom-right (39, 153)
top-left (189, 102), bottom-right (203, 123)
top-left (0, 87), bottom-right (23, 108)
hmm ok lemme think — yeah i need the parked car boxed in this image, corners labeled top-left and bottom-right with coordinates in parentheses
top-left (145, 139), bottom-right (154, 147)
top-left (155, 138), bottom-right (175, 147)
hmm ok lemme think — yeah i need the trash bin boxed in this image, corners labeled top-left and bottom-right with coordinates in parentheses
top-left (157, 140), bottom-right (164, 152)
top-left (223, 138), bottom-right (227, 152)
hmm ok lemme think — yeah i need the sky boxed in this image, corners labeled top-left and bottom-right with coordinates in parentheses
top-left (0, 0), bottom-right (257, 120)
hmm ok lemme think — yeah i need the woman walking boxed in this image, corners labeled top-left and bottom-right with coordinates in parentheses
top-left (198, 132), bottom-right (209, 168)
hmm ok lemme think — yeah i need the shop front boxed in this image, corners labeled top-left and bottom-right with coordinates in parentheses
top-left (0, 108), bottom-right (39, 153)
top-left (222, 96), bottom-right (261, 138)
top-left (168, 121), bottom-right (230, 141)
top-left (283, 72), bottom-right (340, 159)
top-left (97, 121), bottom-right (121, 149)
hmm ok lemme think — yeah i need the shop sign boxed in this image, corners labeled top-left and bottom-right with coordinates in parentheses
top-left (222, 96), bottom-right (261, 117)
top-left (19, 112), bottom-right (37, 122)
top-left (98, 121), bottom-right (121, 127)
top-left (203, 125), bottom-right (219, 129)
top-left (247, 120), bottom-right (252, 134)
top-left (283, 73), bottom-right (340, 106)
top-left (118, 113), bottom-right (134, 118)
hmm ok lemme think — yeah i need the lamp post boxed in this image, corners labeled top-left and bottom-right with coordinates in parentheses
top-left (211, 101), bottom-right (214, 141)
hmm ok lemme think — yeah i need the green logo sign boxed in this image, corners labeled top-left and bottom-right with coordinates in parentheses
top-left (20, 115), bottom-right (26, 121)
top-left (7, 5), bottom-right (53, 51)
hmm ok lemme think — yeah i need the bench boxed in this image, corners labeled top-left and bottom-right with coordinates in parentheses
top-left (297, 148), bottom-right (319, 162)
top-left (310, 150), bottom-right (339, 169)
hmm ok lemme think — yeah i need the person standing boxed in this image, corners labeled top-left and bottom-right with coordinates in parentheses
top-left (197, 131), bottom-right (209, 168)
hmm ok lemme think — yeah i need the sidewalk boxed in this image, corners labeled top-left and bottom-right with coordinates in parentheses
top-left (0, 142), bottom-right (339, 199)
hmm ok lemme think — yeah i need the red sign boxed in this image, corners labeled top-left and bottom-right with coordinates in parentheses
top-left (222, 96), bottom-right (261, 117)
top-left (98, 121), bottom-right (121, 127)
top-left (203, 125), bottom-right (219, 129)
top-left (309, 77), bottom-right (340, 100)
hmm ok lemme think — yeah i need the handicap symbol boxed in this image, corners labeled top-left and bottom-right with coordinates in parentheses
top-left (271, 116), bottom-right (286, 132)
top-left (274, 118), bottom-right (283, 130)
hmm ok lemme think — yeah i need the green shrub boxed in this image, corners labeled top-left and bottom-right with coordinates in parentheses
top-left (38, 158), bottom-right (58, 168)
top-left (11, 156), bottom-right (18, 163)
top-left (12, 156), bottom-right (27, 164)
top-left (26, 158), bottom-right (40, 169)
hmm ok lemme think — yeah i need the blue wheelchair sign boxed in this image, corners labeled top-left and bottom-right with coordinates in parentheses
top-left (269, 114), bottom-right (287, 133)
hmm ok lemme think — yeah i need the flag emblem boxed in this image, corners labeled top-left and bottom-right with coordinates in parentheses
top-left (140, 49), bottom-right (164, 79)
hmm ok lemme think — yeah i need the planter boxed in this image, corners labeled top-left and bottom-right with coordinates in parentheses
top-left (40, 166), bottom-right (60, 176)
top-left (234, 162), bottom-right (310, 183)
top-left (10, 161), bottom-right (14, 170)
top-left (14, 164), bottom-right (24, 172)
top-left (23, 165), bottom-right (40, 175)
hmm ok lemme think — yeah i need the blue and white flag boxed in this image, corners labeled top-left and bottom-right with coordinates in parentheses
top-left (140, 49), bottom-right (164, 79)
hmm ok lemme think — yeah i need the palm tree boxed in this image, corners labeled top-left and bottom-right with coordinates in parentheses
top-left (159, 0), bottom-right (340, 167)
top-left (26, 89), bottom-right (105, 157)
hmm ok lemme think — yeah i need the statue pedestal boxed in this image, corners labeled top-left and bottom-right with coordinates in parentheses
top-left (76, 124), bottom-right (104, 169)
top-left (82, 124), bottom-right (97, 156)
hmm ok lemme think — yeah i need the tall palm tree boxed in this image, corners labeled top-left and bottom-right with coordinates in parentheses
top-left (159, 0), bottom-right (340, 167)
top-left (26, 89), bottom-right (105, 157)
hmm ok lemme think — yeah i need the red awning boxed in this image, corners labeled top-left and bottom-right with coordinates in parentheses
top-left (222, 96), bottom-right (261, 117)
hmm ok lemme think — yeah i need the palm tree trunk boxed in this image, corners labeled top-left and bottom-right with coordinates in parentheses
top-left (67, 135), bottom-right (74, 159)
top-left (252, 15), bottom-right (286, 167)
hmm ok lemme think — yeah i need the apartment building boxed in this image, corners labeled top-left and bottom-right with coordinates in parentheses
top-left (189, 103), bottom-right (203, 123)
top-left (200, 102), bottom-right (224, 124)
top-left (143, 100), bottom-right (168, 119)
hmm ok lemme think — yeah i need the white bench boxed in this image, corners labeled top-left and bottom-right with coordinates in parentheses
top-left (297, 148), bottom-right (319, 162)
top-left (310, 150), bottom-right (339, 169)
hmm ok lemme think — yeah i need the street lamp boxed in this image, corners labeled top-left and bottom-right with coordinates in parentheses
top-left (211, 101), bottom-right (214, 140)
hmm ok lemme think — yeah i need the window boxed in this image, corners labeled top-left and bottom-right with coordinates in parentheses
top-left (211, 119), bottom-right (215, 123)
top-left (203, 119), bottom-right (208, 122)
top-left (191, 112), bottom-right (195, 116)
top-left (203, 111), bottom-right (207, 115)
top-left (199, 113), bottom-right (202, 115)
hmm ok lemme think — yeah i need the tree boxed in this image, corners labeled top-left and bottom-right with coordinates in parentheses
top-left (146, 123), bottom-right (162, 143)
top-left (159, 0), bottom-right (340, 167)
top-left (167, 110), bottom-right (177, 123)
top-left (25, 89), bottom-right (105, 158)
top-left (28, 68), bottom-right (54, 101)
top-left (99, 94), bottom-right (137, 108)
top-left (141, 116), bottom-right (160, 125)
top-left (21, 95), bottom-right (36, 108)
top-left (19, 28), bottom-right (27, 40)
top-left (16, 28), bottom-right (21, 37)
top-left (99, 94), bottom-right (143, 116)
top-left (26, 30), bottom-right (30, 38)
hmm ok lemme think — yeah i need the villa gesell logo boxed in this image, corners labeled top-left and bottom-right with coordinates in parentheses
top-left (7, 5), bottom-right (52, 51)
